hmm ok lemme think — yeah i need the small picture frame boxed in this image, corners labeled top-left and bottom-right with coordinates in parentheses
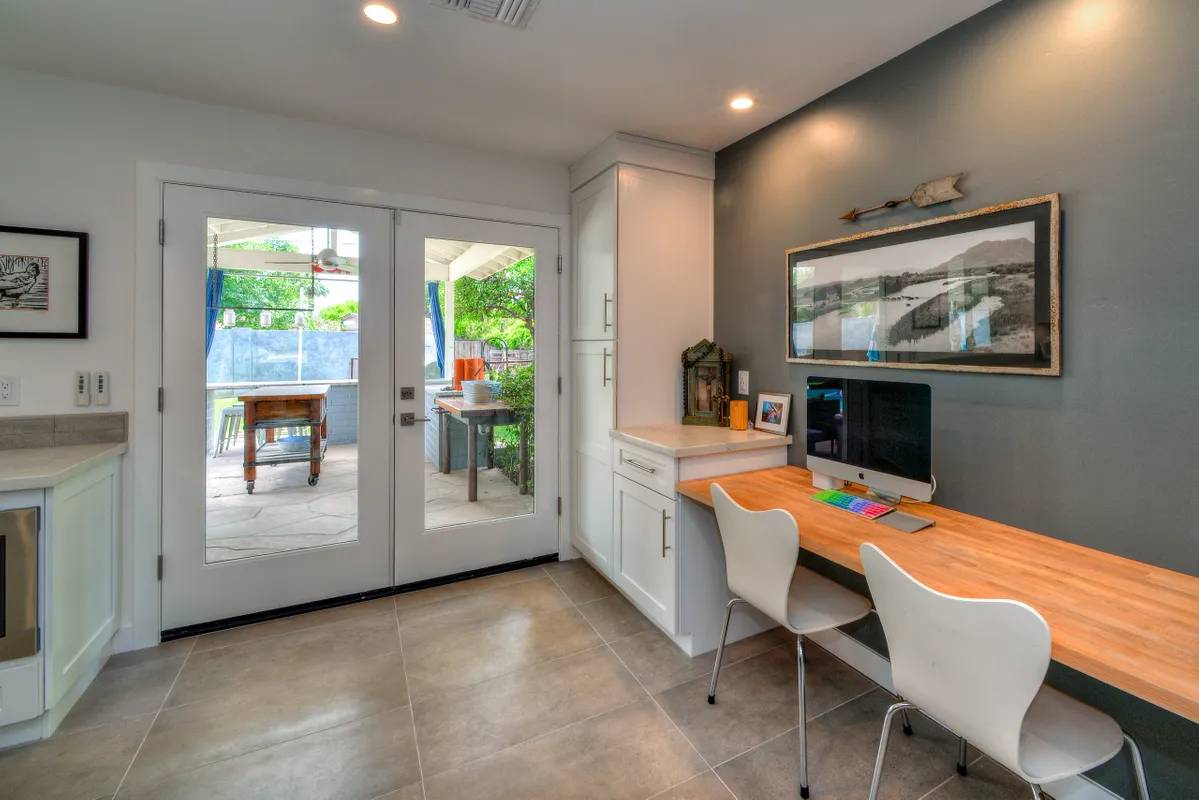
top-left (755, 392), bottom-right (791, 435)
top-left (0, 224), bottom-right (88, 338)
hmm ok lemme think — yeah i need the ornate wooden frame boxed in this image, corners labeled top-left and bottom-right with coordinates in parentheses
top-left (785, 194), bottom-right (1060, 376)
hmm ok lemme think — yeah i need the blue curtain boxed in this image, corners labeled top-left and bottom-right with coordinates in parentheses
top-left (205, 268), bottom-right (224, 357)
top-left (427, 281), bottom-right (445, 377)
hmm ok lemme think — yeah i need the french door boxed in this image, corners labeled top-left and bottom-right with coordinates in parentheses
top-left (394, 212), bottom-right (560, 585)
top-left (161, 184), bottom-right (393, 630)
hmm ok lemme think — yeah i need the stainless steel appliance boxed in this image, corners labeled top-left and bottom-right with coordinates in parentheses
top-left (0, 507), bottom-right (38, 662)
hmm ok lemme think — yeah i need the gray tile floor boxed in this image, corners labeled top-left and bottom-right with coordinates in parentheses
top-left (0, 560), bottom-right (1033, 800)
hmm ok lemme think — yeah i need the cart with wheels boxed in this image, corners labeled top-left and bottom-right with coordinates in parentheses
top-left (237, 384), bottom-right (330, 494)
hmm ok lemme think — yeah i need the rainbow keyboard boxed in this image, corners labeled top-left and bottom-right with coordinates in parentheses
top-left (812, 489), bottom-right (895, 520)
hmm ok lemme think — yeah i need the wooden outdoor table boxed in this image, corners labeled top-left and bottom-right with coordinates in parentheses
top-left (677, 465), bottom-right (1199, 723)
top-left (237, 384), bottom-right (330, 494)
top-left (434, 396), bottom-right (528, 501)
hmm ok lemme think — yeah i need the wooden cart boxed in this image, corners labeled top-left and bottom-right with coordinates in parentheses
top-left (237, 384), bottom-right (330, 494)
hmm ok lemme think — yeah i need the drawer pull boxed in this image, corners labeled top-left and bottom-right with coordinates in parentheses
top-left (661, 510), bottom-right (672, 558)
top-left (602, 347), bottom-right (612, 387)
top-left (603, 292), bottom-right (614, 331)
top-left (623, 457), bottom-right (657, 475)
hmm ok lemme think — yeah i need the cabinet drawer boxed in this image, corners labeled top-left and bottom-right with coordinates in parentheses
top-left (0, 656), bottom-right (42, 726)
top-left (612, 441), bottom-right (677, 498)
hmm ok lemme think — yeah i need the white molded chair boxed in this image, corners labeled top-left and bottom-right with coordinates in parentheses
top-left (860, 543), bottom-right (1151, 800)
top-left (708, 484), bottom-right (872, 799)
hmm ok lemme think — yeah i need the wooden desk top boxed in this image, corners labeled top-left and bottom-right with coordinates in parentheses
top-left (678, 466), bottom-right (1199, 723)
top-left (435, 396), bottom-right (513, 418)
top-left (238, 384), bottom-right (331, 401)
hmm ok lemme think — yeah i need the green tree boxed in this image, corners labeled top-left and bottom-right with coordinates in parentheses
top-left (218, 239), bottom-right (328, 330)
top-left (452, 256), bottom-right (534, 348)
top-left (318, 300), bottom-right (359, 330)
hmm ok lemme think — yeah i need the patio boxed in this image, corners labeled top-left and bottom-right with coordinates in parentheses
top-left (205, 442), bottom-right (534, 563)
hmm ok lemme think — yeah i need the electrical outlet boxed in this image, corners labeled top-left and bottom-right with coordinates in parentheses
top-left (92, 370), bottom-right (111, 406)
top-left (737, 370), bottom-right (749, 395)
top-left (0, 376), bottom-right (19, 406)
top-left (74, 371), bottom-right (91, 406)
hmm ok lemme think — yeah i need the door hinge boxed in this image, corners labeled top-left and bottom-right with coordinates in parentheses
top-left (157, 555), bottom-right (164, 581)
top-left (158, 218), bottom-right (165, 246)
top-left (557, 496), bottom-right (562, 516)
top-left (35, 627), bottom-right (42, 652)
top-left (556, 254), bottom-right (563, 275)
top-left (557, 376), bottom-right (562, 395)
top-left (157, 386), bottom-right (164, 412)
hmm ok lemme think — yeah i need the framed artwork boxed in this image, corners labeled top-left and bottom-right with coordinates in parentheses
top-left (786, 194), bottom-right (1060, 375)
top-left (755, 391), bottom-right (791, 435)
top-left (0, 225), bottom-right (88, 338)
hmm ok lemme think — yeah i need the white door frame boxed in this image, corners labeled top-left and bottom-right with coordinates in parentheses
top-left (129, 162), bottom-right (570, 650)
top-left (394, 212), bottom-right (560, 586)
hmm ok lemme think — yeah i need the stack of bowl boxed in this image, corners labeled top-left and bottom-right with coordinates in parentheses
top-left (462, 380), bottom-right (496, 404)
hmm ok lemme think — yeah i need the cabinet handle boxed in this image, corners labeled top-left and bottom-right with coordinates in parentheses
top-left (603, 292), bottom-right (614, 331)
top-left (602, 347), bottom-right (612, 386)
top-left (661, 510), bottom-right (672, 558)
top-left (623, 457), bottom-right (656, 474)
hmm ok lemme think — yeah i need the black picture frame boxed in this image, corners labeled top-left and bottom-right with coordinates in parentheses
top-left (0, 225), bottom-right (88, 339)
top-left (786, 194), bottom-right (1060, 376)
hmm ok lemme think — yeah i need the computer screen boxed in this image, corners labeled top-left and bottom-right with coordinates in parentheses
top-left (806, 377), bottom-right (931, 484)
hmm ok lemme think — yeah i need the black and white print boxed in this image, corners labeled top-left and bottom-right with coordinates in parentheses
top-left (0, 254), bottom-right (50, 311)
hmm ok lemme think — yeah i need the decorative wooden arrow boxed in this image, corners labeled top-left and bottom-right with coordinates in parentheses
top-left (840, 174), bottom-right (964, 222)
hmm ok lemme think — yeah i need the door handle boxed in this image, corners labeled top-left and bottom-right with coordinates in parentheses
top-left (661, 510), bottom-right (672, 558)
top-left (399, 412), bottom-right (431, 426)
top-left (603, 292), bottom-right (614, 331)
top-left (601, 347), bottom-right (612, 387)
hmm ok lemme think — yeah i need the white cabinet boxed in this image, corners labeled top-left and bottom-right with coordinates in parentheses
top-left (571, 168), bottom-right (617, 341)
top-left (568, 134), bottom-right (714, 586)
top-left (571, 340), bottom-right (615, 571)
top-left (613, 475), bottom-right (676, 630)
top-left (0, 448), bottom-right (122, 748)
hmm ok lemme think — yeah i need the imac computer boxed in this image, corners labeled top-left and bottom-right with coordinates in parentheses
top-left (806, 376), bottom-right (932, 503)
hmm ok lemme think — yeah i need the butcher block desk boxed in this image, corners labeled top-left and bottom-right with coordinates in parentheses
top-left (238, 384), bottom-right (330, 494)
top-left (677, 466), bottom-right (1199, 723)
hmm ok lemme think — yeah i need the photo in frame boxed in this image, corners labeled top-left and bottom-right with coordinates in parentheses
top-left (0, 225), bottom-right (88, 338)
top-left (754, 391), bottom-right (791, 435)
top-left (786, 194), bottom-right (1059, 375)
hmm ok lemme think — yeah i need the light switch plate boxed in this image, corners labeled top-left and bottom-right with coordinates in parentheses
top-left (93, 370), bottom-right (111, 406)
top-left (0, 376), bottom-right (18, 406)
top-left (74, 371), bottom-right (91, 406)
top-left (737, 370), bottom-right (749, 395)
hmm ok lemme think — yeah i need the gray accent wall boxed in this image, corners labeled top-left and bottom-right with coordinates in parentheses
top-left (712, 0), bottom-right (1198, 795)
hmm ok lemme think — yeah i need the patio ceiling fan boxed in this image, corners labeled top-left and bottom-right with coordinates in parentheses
top-left (266, 227), bottom-right (354, 274)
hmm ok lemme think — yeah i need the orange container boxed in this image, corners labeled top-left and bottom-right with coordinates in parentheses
top-left (453, 357), bottom-right (485, 390)
top-left (729, 400), bottom-right (749, 431)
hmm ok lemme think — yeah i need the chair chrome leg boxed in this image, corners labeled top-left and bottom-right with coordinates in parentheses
top-left (956, 737), bottom-right (969, 776)
top-left (707, 598), bottom-right (740, 704)
top-left (867, 701), bottom-right (916, 800)
top-left (797, 637), bottom-right (809, 799)
top-left (1029, 784), bottom-right (1044, 800)
top-left (1123, 732), bottom-right (1152, 800)
top-left (900, 708), bottom-right (913, 736)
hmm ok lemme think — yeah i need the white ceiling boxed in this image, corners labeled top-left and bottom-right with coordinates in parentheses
top-left (0, 0), bottom-right (998, 164)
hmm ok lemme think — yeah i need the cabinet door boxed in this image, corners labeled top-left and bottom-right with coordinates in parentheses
top-left (613, 475), bottom-right (676, 631)
top-left (571, 340), bottom-right (615, 573)
top-left (571, 167), bottom-right (616, 341)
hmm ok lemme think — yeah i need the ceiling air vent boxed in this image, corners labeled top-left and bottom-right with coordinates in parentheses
top-left (432, 0), bottom-right (539, 28)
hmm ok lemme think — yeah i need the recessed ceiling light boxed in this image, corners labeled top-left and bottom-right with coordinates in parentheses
top-left (729, 96), bottom-right (755, 111)
top-left (363, 3), bottom-right (398, 25)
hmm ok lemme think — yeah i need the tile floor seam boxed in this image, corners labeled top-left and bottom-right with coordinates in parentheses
top-left (110, 636), bottom-right (196, 798)
top-left (395, 603), bottom-right (429, 800)
top-left (417, 695), bottom-right (649, 784)
top-left (191, 604), bottom-right (398, 654)
top-left (409, 639), bottom-right (611, 712)
top-left (394, 567), bottom-right (551, 617)
top-left (117, 699), bottom-right (417, 798)
top-left (908, 753), bottom-right (992, 800)
top-left (641, 768), bottom-right (719, 800)
top-left (562, 585), bottom-right (742, 800)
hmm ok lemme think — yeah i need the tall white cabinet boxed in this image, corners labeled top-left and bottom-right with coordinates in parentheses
top-left (569, 134), bottom-right (714, 577)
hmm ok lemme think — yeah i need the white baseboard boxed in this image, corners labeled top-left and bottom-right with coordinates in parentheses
top-left (810, 627), bottom-right (1124, 800)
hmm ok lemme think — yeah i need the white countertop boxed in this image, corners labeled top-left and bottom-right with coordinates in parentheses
top-left (0, 443), bottom-right (127, 492)
top-left (611, 424), bottom-right (791, 458)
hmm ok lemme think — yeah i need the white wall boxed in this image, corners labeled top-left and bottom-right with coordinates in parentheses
top-left (0, 67), bottom-right (568, 415)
